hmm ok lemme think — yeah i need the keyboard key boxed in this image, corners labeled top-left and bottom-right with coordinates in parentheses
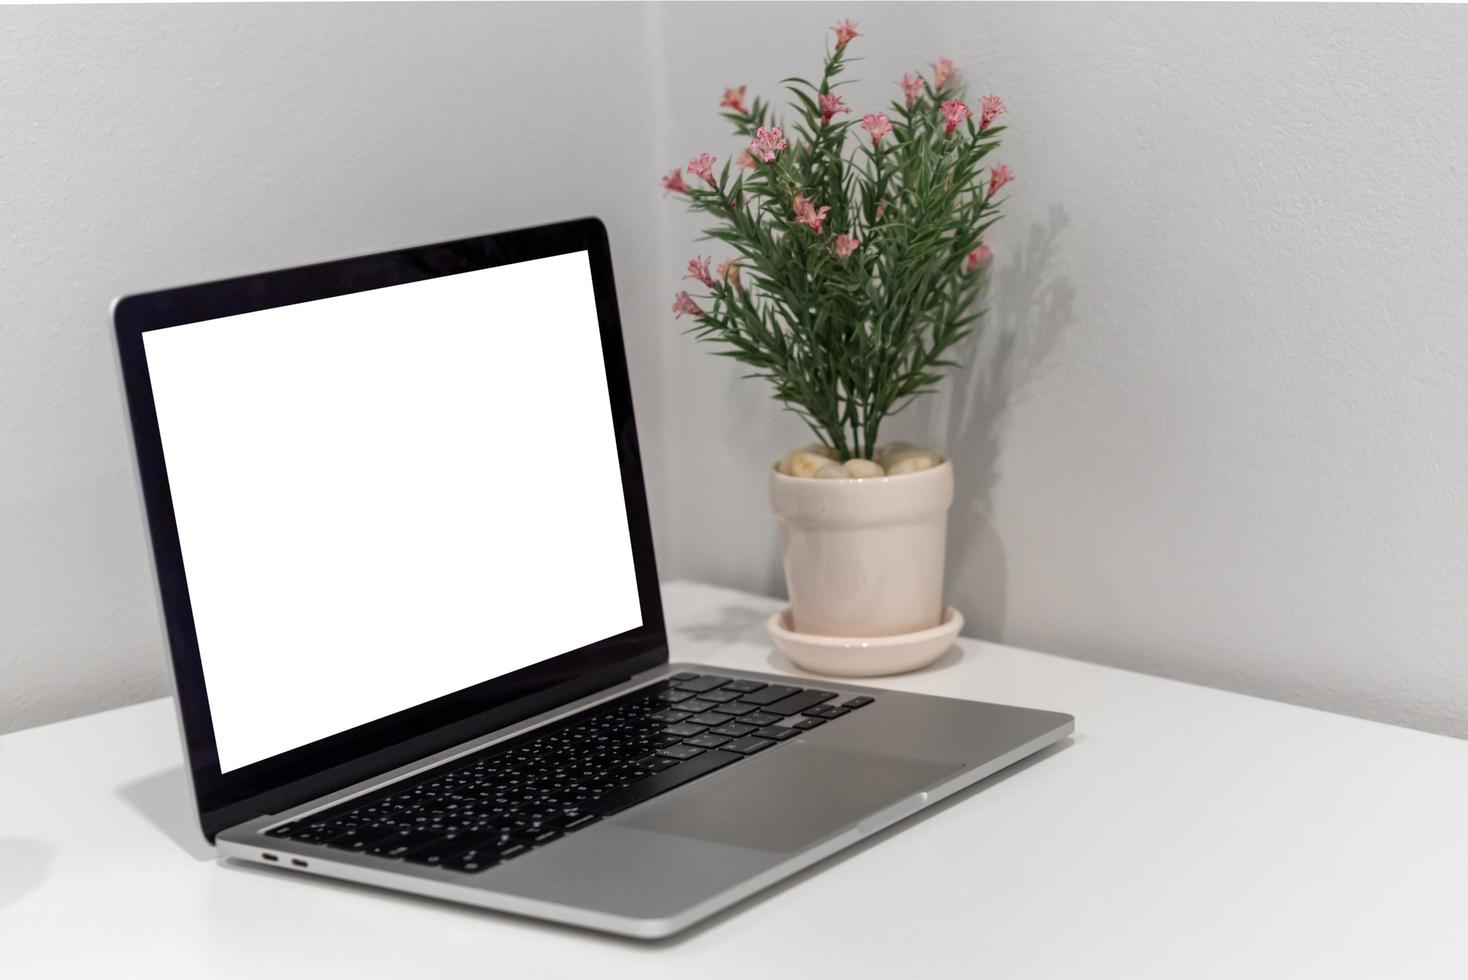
top-left (669, 672), bottom-right (699, 681)
top-left (496, 842), bottom-right (531, 860)
top-left (561, 813), bottom-right (600, 832)
top-left (322, 825), bottom-right (399, 852)
top-left (804, 704), bottom-right (850, 720)
top-left (683, 733), bottom-right (730, 749)
top-left (738, 684), bottom-right (800, 706)
top-left (279, 824), bottom-right (344, 844)
top-left (686, 711), bottom-right (728, 727)
top-left (742, 711), bottom-right (781, 727)
top-left (841, 696), bottom-right (875, 708)
top-left (403, 832), bottom-right (484, 866)
top-left (662, 722), bottom-right (708, 737)
top-left (607, 766), bottom-right (650, 786)
top-left (722, 679), bottom-right (767, 694)
top-left (793, 717), bottom-right (826, 730)
top-left (534, 811), bottom-right (578, 830)
top-left (367, 829), bottom-right (441, 858)
top-left (700, 689), bottom-right (742, 704)
top-left (636, 756), bottom-right (679, 773)
top-left (712, 701), bottom-right (757, 716)
top-left (648, 709), bottom-right (691, 724)
top-left (753, 725), bottom-right (799, 741)
top-left (590, 750), bottom-right (741, 817)
top-left (674, 675), bottom-right (730, 693)
top-left (680, 698), bottom-right (718, 713)
top-left (721, 737), bottom-right (774, 756)
top-left (656, 689), bottom-right (698, 704)
top-left (440, 847), bottom-right (500, 873)
top-left (763, 690), bottom-right (837, 717)
top-left (710, 722), bottom-right (756, 738)
top-left (513, 827), bottom-right (562, 846)
top-left (657, 743), bottom-right (705, 760)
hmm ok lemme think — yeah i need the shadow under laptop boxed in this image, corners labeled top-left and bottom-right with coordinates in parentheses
top-left (674, 604), bottom-right (774, 646)
top-left (217, 735), bottom-right (1077, 948)
top-left (118, 765), bottom-right (217, 861)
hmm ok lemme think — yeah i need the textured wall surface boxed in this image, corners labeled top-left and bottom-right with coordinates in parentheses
top-left (0, 3), bottom-right (672, 732)
top-left (656, 3), bottom-right (1468, 737)
top-left (5, 4), bottom-right (1467, 739)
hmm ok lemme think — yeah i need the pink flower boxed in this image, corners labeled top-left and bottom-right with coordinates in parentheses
top-left (687, 152), bottom-right (717, 189)
top-left (834, 234), bottom-right (862, 258)
top-left (966, 244), bottom-right (993, 271)
top-left (736, 148), bottom-right (759, 170)
top-left (793, 194), bottom-right (831, 235)
top-left (979, 94), bottom-right (1006, 131)
top-left (940, 100), bottom-right (972, 136)
top-left (861, 113), bottom-right (893, 147)
top-left (900, 73), bottom-right (923, 109)
top-left (750, 126), bottom-right (788, 162)
top-left (931, 58), bottom-right (957, 91)
top-left (875, 201), bottom-right (887, 222)
top-left (716, 259), bottom-right (742, 288)
top-left (683, 256), bottom-right (715, 289)
top-left (661, 169), bottom-right (688, 196)
top-left (818, 91), bottom-right (850, 126)
top-left (671, 291), bottom-right (703, 318)
top-left (988, 164), bottom-right (1014, 196)
top-left (721, 85), bottom-right (748, 114)
top-left (833, 20), bottom-right (860, 51)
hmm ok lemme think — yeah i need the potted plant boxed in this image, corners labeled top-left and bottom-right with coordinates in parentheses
top-left (662, 21), bottom-right (1013, 670)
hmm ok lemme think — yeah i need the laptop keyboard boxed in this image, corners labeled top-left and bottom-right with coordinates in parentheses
top-left (264, 673), bottom-right (877, 873)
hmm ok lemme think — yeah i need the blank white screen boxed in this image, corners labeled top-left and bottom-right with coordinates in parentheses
top-left (142, 250), bottom-right (643, 772)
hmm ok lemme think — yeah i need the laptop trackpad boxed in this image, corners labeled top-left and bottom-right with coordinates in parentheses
top-left (615, 742), bottom-right (962, 854)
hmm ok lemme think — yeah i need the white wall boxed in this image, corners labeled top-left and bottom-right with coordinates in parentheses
top-left (657, 3), bottom-right (1468, 738)
top-left (5, 3), bottom-right (1467, 741)
top-left (0, 3), bottom-right (673, 733)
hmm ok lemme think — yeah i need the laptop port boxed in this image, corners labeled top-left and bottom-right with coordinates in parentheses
top-left (291, 859), bottom-right (308, 868)
top-left (261, 853), bottom-right (278, 861)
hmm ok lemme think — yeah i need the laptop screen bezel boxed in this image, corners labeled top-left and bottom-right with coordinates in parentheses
top-left (114, 218), bottom-right (666, 841)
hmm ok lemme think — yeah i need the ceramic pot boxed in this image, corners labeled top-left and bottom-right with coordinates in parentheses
top-left (769, 459), bottom-right (953, 637)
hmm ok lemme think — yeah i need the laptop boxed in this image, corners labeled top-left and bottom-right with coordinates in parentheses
top-left (113, 217), bottom-right (1074, 939)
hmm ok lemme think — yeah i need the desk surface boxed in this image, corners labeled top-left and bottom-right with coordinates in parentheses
top-left (4, 580), bottom-right (1466, 978)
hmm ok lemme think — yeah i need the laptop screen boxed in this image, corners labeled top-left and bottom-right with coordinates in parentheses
top-left (140, 249), bottom-right (643, 773)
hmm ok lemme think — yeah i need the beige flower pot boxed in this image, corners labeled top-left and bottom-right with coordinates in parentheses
top-left (769, 459), bottom-right (953, 637)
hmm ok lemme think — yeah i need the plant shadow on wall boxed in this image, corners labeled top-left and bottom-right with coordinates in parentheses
top-left (906, 204), bottom-right (1076, 639)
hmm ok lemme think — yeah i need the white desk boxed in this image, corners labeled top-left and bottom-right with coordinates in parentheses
top-left (4, 580), bottom-right (1466, 978)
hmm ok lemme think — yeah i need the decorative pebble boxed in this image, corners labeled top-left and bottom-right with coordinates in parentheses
top-left (781, 444), bottom-right (942, 478)
top-left (782, 450), bottom-right (840, 478)
top-left (887, 453), bottom-right (941, 475)
top-left (874, 441), bottom-right (921, 467)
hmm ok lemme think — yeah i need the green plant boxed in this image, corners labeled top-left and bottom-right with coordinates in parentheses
top-left (665, 21), bottom-right (1013, 462)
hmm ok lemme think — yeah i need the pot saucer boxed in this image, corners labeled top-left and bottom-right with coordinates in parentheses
top-left (766, 606), bottom-right (964, 677)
